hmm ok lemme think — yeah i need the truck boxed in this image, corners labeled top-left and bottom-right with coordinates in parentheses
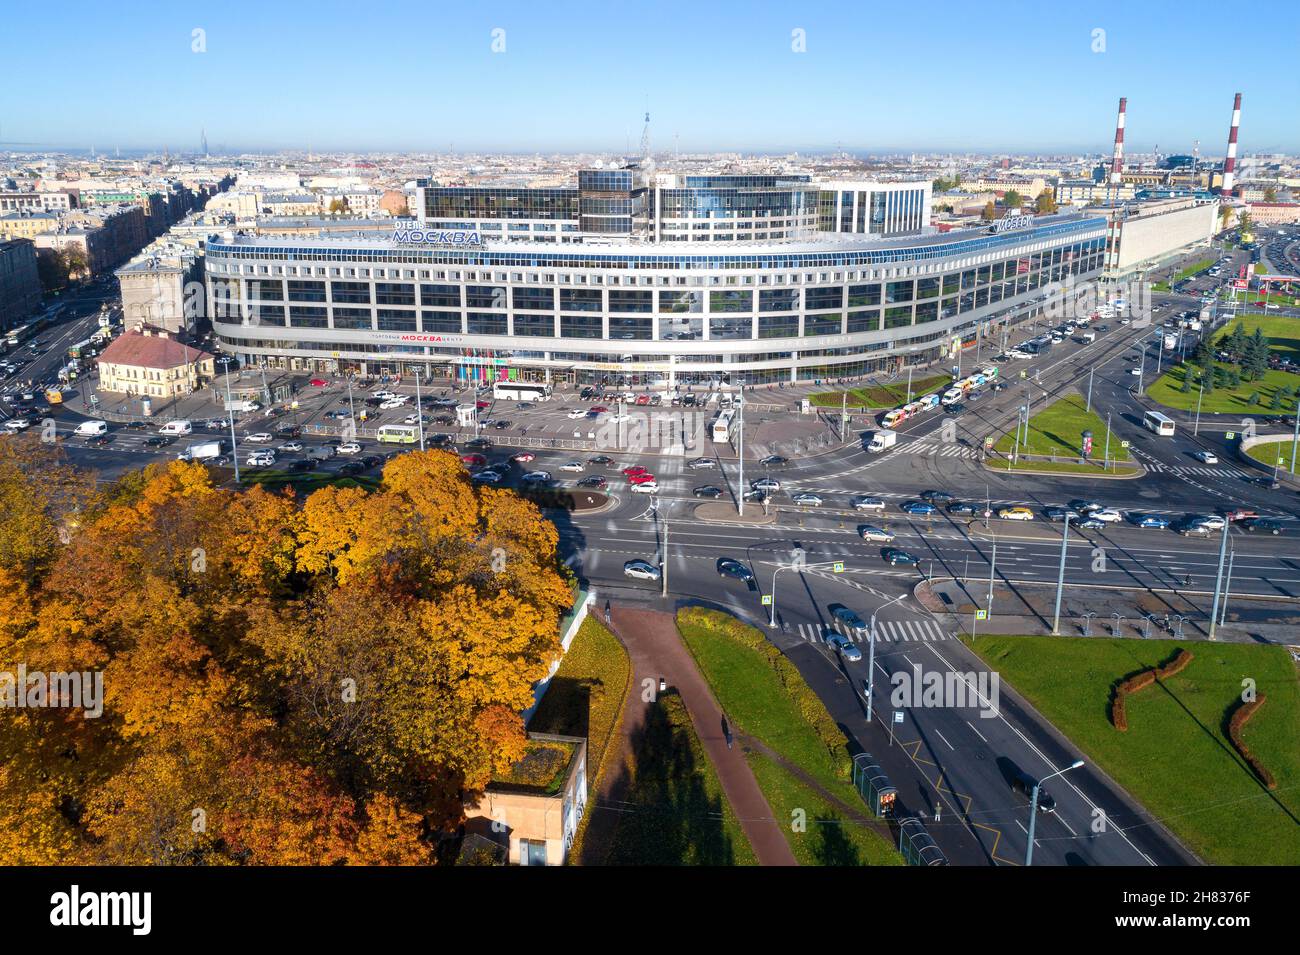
top-left (1076, 331), bottom-right (1096, 344)
top-left (225, 399), bottom-right (261, 413)
top-left (177, 439), bottom-right (228, 462)
top-left (868, 430), bottom-right (899, 453)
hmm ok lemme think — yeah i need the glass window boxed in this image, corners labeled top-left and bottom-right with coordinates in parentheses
top-left (561, 289), bottom-right (603, 312)
top-left (886, 280), bottom-right (914, 304)
top-left (659, 316), bottom-right (703, 340)
top-left (917, 277), bottom-right (940, 299)
top-left (560, 314), bottom-right (603, 339)
top-left (514, 313), bottom-right (555, 337)
top-left (420, 284), bottom-right (461, 307)
top-left (467, 285), bottom-right (506, 309)
top-left (758, 314), bottom-right (798, 339)
top-left (847, 309), bottom-right (879, 333)
top-left (249, 304), bottom-right (285, 326)
top-left (609, 289), bottom-right (652, 313)
top-left (659, 290), bottom-right (703, 313)
top-left (289, 306), bottom-right (328, 328)
top-left (804, 313), bottom-right (843, 336)
top-left (709, 316), bottom-right (753, 340)
top-left (512, 287), bottom-right (555, 310)
top-left (330, 281), bottom-right (371, 304)
top-left (467, 312), bottom-right (508, 335)
top-left (759, 288), bottom-right (799, 312)
top-left (375, 282), bottom-right (415, 306)
top-left (884, 306), bottom-right (913, 329)
top-left (377, 309), bottom-right (417, 331)
top-left (250, 279), bottom-right (285, 300)
top-left (333, 307), bottom-right (373, 330)
top-left (848, 283), bottom-right (881, 307)
top-left (609, 316), bottom-right (652, 340)
top-left (421, 311), bottom-right (462, 334)
top-left (804, 287), bottom-right (843, 310)
top-left (709, 290), bottom-right (752, 313)
top-left (915, 301), bottom-right (938, 324)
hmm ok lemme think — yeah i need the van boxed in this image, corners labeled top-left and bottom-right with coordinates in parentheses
top-left (159, 419), bottom-right (193, 436)
top-left (75, 420), bottom-right (108, 437)
top-left (225, 399), bottom-right (261, 413)
top-left (1077, 331), bottom-right (1096, 344)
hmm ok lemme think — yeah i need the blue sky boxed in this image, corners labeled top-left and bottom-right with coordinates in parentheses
top-left (2, 0), bottom-right (1297, 154)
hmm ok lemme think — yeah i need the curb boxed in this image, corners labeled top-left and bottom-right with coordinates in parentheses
top-left (981, 459), bottom-right (1144, 480)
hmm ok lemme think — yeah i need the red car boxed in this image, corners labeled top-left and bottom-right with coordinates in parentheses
top-left (629, 472), bottom-right (657, 485)
top-left (590, 405), bottom-right (608, 413)
top-left (623, 465), bottom-right (648, 476)
top-left (460, 453), bottom-right (487, 467)
top-left (309, 377), bottom-right (329, 387)
top-left (511, 451), bottom-right (535, 463)
top-left (475, 400), bottom-right (490, 410)
top-left (634, 394), bottom-right (651, 406)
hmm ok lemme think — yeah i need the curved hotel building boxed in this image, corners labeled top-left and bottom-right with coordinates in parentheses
top-left (205, 168), bottom-right (1106, 386)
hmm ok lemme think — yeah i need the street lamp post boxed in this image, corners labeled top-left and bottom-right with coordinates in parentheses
top-left (1194, 383), bottom-right (1204, 436)
top-left (1290, 397), bottom-right (1300, 475)
top-left (865, 592), bottom-right (910, 723)
top-left (1026, 760), bottom-right (1085, 866)
top-left (1219, 545), bottom-right (1235, 627)
top-left (737, 393), bottom-right (745, 517)
top-left (224, 367), bottom-right (240, 484)
top-left (1208, 519), bottom-right (1231, 641)
top-left (1051, 513), bottom-right (1072, 635)
top-left (414, 367), bottom-right (425, 451)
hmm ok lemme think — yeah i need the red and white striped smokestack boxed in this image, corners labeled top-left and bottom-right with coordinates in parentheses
top-left (1109, 97), bottom-right (1127, 187)
top-left (1222, 92), bottom-right (1242, 193)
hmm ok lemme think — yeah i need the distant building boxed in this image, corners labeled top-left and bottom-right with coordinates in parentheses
top-left (1246, 202), bottom-right (1300, 225)
top-left (116, 243), bottom-right (204, 335)
top-left (0, 239), bottom-right (42, 331)
top-left (463, 733), bottom-right (588, 866)
top-left (0, 210), bottom-right (60, 241)
top-left (32, 204), bottom-right (149, 276)
top-left (95, 325), bottom-right (214, 397)
top-left (1101, 197), bottom-right (1219, 280)
top-left (0, 190), bottom-right (77, 213)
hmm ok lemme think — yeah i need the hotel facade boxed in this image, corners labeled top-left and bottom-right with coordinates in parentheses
top-left (205, 170), bottom-right (1106, 386)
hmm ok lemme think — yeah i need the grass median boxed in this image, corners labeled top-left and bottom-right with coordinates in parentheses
top-left (1147, 313), bottom-right (1300, 414)
top-left (991, 392), bottom-right (1131, 462)
top-left (809, 374), bottom-right (949, 409)
top-left (968, 635), bottom-right (1300, 866)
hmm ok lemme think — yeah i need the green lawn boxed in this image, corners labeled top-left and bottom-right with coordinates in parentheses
top-left (600, 694), bottom-right (758, 866)
top-left (238, 469), bottom-right (381, 493)
top-left (968, 635), bottom-right (1300, 866)
top-left (1148, 313), bottom-right (1300, 413)
top-left (985, 458), bottom-right (1141, 476)
top-left (810, 374), bottom-right (949, 409)
top-left (992, 392), bottom-right (1131, 461)
top-left (746, 752), bottom-right (903, 866)
top-left (677, 609), bottom-right (851, 795)
top-left (1244, 437), bottom-right (1300, 473)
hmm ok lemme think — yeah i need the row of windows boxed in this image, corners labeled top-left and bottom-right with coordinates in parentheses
top-left (232, 248), bottom-right (1101, 317)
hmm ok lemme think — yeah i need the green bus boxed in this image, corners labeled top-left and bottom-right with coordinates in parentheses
top-left (377, 424), bottom-right (419, 444)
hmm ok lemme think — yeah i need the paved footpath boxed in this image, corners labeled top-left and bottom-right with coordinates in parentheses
top-left (604, 606), bottom-right (798, 866)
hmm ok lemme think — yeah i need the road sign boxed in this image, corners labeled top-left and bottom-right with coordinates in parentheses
top-left (1121, 440), bottom-right (1130, 448)
top-left (976, 609), bottom-right (988, 620)
top-left (893, 711), bottom-right (904, 724)
top-left (1226, 432), bottom-right (1235, 439)
top-left (761, 595), bottom-right (772, 606)
top-left (833, 562), bottom-right (845, 573)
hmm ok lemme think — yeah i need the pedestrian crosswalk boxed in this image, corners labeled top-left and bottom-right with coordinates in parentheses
top-left (794, 618), bottom-right (952, 644)
top-left (1169, 464), bottom-right (1251, 478)
top-left (899, 442), bottom-right (980, 460)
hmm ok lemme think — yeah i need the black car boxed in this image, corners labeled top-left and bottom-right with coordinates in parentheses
top-left (88, 434), bottom-right (114, 447)
top-left (429, 433), bottom-right (454, 447)
top-left (1243, 517), bottom-right (1283, 534)
top-left (577, 475), bottom-right (607, 489)
top-left (336, 461), bottom-right (365, 476)
top-left (465, 437), bottom-right (492, 450)
top-left (759, 455), bottom-right (789, 468)
top-left (287, 459), bottom-right (316, 473)
top-left (1011, 770), bottom-right (1056, 814)
top-left (693, 485), bottom-right (723, 498)
top-left (579, 387), bottom-right (595, 399)
top-left (946, 501), bottom-right (979, 515)
top-left (361, 455), bottom-right (383, 468)
top-left (920, 490), bottom-right (954, 505)
top-left (588, 455), bottom-right (617, 467)
top-left (144, 435), bottom-right (173, 447)
top-left (1044, 506), bottom-right (1075, 522)
top-left (274, 424), bottom-right (302, 438)
top-left (126, 420), bottom-right (149, 430)
top-left (717, 559), bottom-right (754, 582)
top-left (945, 402), bottom-right (967, 416)
top-left (492, 419), bottom-right (511, 430)
top-left (882, 548), bottom-right (919, 567)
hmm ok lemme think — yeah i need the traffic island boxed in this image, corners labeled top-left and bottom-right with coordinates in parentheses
top-left (520, 488), bottom-right (610, 512)
top-left (693, 502), bottom-right (778, 525)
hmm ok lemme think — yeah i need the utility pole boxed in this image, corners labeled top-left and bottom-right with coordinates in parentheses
top-left (1104, 411), bottom-right (1112, 471)
top-left (661, 522), bottom-right (669, 597)
top-left (737, 393), bottom-right (745, 517)
top-left (225, 367), bottom-right (240, 483)
top-left (1208, 519), bottom-right (1230, 641)
top-left (1086, 365), bottom-right (1094, 412)
top-left (1291, 396), bottom-right (1300, 474)
top-left (1219, 544), bottom-right (1235, 627)
top-left (1194, 383), bottom-right (1204, 436)
top-left (414, 367), bottom-right (425, 451)
top-left (1051, 513), bottom-right (1072, 634)
top-left (840, 391), bottom-right (847, 444)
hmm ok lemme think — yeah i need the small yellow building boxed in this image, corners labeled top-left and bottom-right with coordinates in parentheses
top-left (95, 325), bottom-right (214, 398)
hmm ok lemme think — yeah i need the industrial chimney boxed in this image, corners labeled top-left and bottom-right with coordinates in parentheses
top-left (1222, 92), bottom-right (1242, 194)
top-left (1109, 97), bottom-right (1127, 203)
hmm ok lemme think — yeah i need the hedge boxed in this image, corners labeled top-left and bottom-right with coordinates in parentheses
top-left (1110, 648), bottom-right (1194, 731)
top-left (1227, 696), bottom-right (1277, 790)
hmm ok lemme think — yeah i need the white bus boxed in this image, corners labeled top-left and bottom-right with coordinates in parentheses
top-left (492, 381), bottom-right (552, 402)
top-left (1143, 410), bottom-right (1176, 437)
top-left (711, 408), bottom-right (736, 443)
top-left (377, 424), bottom-right (419, 444)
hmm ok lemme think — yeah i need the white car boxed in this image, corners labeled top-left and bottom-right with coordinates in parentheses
top-left (751, 478), bottom-right (781, 492)
top-left (1120, 318), bottom-right (1131, 325)
top-left (279, 441), bottom-right (303, 452)
top-left (402, 413), bottom-right (425, 425)
top-left (521, 470), bottom-right (552, 484)
top-left (245, 432), bottom-right (274, 443)
top-left (567, 409), bottom-right (587, 419)
top-left (3, 418), bottom-right (31, 432)
top-left (337, 442), bottom-right (363, 455)
top-left (853, 496), bottom-right (887, 512)
top-left (379, 398), bottom-right (406, 410)
top-left (623, 559), bottom-right (661, 581)
top-left (859, 525), bottom-right (895, 543)
top-left (630, 481), bottom-right (659, 494)
top-left (1129, 368), bottom-right (1142, 376)
top-left (471, 470), bottom-right (502, 484)
top-left (246, 452), bottom-right (275, 467)
top-left (371, 391), bottom-right (397, 400)
top-left (559, 461), bottom-right (585, 472)
top-left (1194, 450), bottom-right (1219, 464)
top-left (1091, 508), bottom-right (1124, 523)
top-left (791, 493), bottom-right (823, 507)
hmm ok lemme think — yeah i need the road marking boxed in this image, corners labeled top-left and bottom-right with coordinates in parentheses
top-left (965, 719), bottom-right (988, 743)
top-left (933, 728), bottom-right (955, 751)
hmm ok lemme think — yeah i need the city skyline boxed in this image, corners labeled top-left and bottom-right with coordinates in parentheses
top-left (2, 0), bottom-right (1298, 154)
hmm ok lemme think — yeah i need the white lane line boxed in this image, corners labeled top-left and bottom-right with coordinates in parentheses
top-left (965, 719), bottom-right (989, 744)
top-left (934, 728), bottom-right (955, 751)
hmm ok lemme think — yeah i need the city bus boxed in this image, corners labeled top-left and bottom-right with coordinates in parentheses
top-left (492, 381), bottom-right (552, 402)
top-left (1143, 410), bottom-right (1176, 437)
top-left (711, 408), bottom-right (736, 443)
top-left (377, 424), bottom-right (419, 444)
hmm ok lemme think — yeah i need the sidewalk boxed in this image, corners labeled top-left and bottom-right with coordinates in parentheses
top-left (601, 606), bottom-right (798, 866)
